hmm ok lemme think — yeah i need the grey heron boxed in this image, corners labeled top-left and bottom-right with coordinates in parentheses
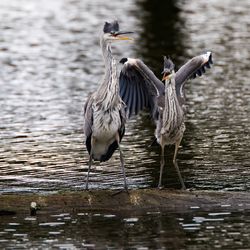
top-left (119, 52), bottom-right (213, 188)
top-left (83, 21), bottom-right (133, 190)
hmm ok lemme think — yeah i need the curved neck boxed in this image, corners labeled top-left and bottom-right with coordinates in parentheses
top-left (95, 36), bottom-right (119, 108)
top-left (100, 37), bottom-right (113, 78)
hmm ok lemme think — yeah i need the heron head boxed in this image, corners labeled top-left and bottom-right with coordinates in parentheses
top-left (162, 56), bottom-right (175, 82)
top-left (103, 20), bottom-right (133, 42)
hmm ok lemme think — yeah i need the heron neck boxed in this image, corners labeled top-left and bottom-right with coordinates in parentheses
top-left (165, 80), bottom-right (176, 103)
top-left (163, 79), bottom-right (183, 125)
top-left (95, 37), bottom-right (119, 108)
top-left (101, 37), bottom-right (113, 74)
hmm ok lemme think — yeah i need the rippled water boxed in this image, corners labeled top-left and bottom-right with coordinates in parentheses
top-left (0, 208), bottom-right (249, 249)
top-left (1, 0), bottom-right (249, 192)
top-left (0, 0), bottom-right (250, 192)
top-left (0, 0), bottom-right (250, 248)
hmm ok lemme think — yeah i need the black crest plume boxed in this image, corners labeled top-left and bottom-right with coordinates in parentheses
top-left (103, 20), bottom-right (119, 34)
top-left (162, 56), bottom-right (175, 74)
top-left (163, 56), bottom-right (175, 72)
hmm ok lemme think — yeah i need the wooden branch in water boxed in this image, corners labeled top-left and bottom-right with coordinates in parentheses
top-left (0, 189), bottom-right (249, 216)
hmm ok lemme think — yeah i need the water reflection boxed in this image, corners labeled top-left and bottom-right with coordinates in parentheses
top-left (0, 0), bottom-right (249, 192)
top-left (135, 0), bottom-right (186, 69)
top-left (0, 209), bottom-right (249, 249)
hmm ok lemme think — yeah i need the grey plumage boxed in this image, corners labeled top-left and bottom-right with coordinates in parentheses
top-left (119, 52), bottom-right (213, 188)
top-left (175, 52), bottom-right (213, 109)
top-left (157, 56), bottom-right (185, 188)
top-left (83, 21), bottom-right (132, 190)
top-left (83, 20), bottom-right (213, 189)
top-left (119, 58), bottom-right (164, 120)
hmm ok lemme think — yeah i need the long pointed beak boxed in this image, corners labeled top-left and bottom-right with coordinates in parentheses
top-left (162, 73), bottom-right (172, 81)
top-left (116, 31), bottom-right (134, 41)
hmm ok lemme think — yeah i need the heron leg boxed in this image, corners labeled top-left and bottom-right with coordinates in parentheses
top-left (116, 133), bottom-right (128, 192)
top-left (85, 153), bottom-right (92, 190)
top-left (85, 138), bottom-right (94, 190)
top-left (158, 142), bottom-right (165, 188)
top-left (173, 139), bottom-right (186, 190)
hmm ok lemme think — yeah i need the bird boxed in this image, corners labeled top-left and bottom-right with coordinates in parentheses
top-left (119, 52), bottom-right (213, 188)
top-left (83, 20), bottom-right (133, 190)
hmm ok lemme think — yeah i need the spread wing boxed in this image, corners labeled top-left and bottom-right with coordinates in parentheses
top-left (175, 51), bottom-right (213, 105)
top-left (119, 58), bottom-right (165, 118)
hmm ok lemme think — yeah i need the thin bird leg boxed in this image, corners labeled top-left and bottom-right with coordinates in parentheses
top-left (85, 153), bottom-right (92, 190)
top-left (148, 137), bottom-right (157, 148)
top-left (173, 138), bottom-right (186, 190)
top-left (158, 140), bottom-right (165, 188)
top-left (85, 138), bottom-right (94, 190)
top-left (116, 133), bottom-right (128, 192)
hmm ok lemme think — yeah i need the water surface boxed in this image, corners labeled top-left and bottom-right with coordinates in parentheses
top-left (0, 0), bottom-right (250, 248)
top-left (0, 208), bottom-right (249, 249)
top-left (0, 0), bottom-right (249, 191)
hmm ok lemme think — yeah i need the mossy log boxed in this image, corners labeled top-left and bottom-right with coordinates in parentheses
top-left (0, 189), bottom-right (249, 216)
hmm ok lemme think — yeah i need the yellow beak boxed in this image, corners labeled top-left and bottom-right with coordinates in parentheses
top-left (162, 73), bottom-right (172, 81)
top-left (116, 35), bottom-right (133, 41)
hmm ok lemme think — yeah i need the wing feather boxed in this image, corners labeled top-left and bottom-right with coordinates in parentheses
top-left (175, 51), bottom-right (213, 104)
top-left (122, 77), bottom-right (131, 105)
top-left (119, 58), bottom-right (164, 118)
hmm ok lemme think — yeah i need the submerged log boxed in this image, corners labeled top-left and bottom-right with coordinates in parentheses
top-left (0, 189), bottom-right (249, 216)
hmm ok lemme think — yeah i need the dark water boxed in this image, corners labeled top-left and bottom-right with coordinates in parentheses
top-left (0, 209), bottom-right (250, 249)
top-left (0, 0), bottom-right (249, 192)
top-left (0, 0), bottom-right (250, 248)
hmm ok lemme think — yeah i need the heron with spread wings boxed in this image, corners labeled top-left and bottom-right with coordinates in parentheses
top-left (83, 20), bottom-right (213, 190)
top-left (119, 52), bottom-right (213, 188)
